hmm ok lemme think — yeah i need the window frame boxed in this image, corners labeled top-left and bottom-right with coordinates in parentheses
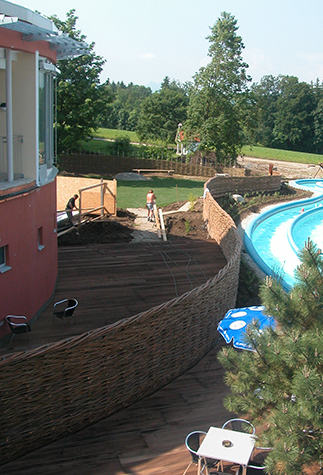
top-left (37, 226), bottom-right (45, 251)
top-left (0, 244), bottom-right (11, 274)
top-left (38, 60), bottom-right (57, 168)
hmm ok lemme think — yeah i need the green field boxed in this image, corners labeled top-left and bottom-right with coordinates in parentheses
top-left (242, 145), bottom-right (323, 165)
top-left (91, 129), bottom-right (323, 165)
top-left (116, 176), bottom-right (205, 209)
top-left (93, 128), bottom-right (141, 143)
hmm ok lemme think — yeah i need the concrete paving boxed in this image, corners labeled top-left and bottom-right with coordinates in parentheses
top-left (127, 202), bottom-right (191, 243)
top-left (127, 207), bottom-right (160, 242)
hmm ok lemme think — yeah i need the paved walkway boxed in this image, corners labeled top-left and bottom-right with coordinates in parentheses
top-left (127, 202), bottom-right (192, 243)
top-left (127, 207), bottom-right (160, 242)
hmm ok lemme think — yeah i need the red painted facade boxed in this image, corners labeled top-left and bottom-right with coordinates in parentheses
top-left (0, 179), bottom-right (58, 339)
top-left (0, 2), bottom-right (83, 345)
top-left (0, 28), bottom-right (57, 63)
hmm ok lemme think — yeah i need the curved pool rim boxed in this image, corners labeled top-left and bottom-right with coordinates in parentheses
top-left (244, 179), bottom-right (323, 291)
top-left (287, 205), bottom-right (323, 254)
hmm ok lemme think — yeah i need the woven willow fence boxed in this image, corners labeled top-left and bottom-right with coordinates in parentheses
top-left (59, 153), bottom-right (245, 178)
top-left (0, 191), bottom-right (242, 465)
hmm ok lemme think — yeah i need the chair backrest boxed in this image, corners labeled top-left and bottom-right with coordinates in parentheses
top-left (247, 464), bottom-right (267, 474)
top-left (65, 299), bottom-right (78, 317)
top-left (222, 418), bottom-right (256, 435)
top-left (236, 462), bottom-right (267, 475)
top-left (5, 315), bottom-right (29, 334)
top-left (185, 431), bottom-right (206, 465)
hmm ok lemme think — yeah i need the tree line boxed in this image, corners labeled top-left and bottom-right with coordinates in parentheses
top-left (52, 10), bottom-right (323, 161)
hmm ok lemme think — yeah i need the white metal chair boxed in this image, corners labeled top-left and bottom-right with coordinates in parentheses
top-left (222, 418), bottom-right (256, 435)
top-left (53, 298), bottom-right (78, 325)
top-left (5, 315), bottom-right (31, 349)
top-left (236, 462), bottom-right (267, 474)
top-left (183, 431), bottom-right (219, 475)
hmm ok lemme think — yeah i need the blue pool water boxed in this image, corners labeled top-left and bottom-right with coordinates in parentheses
top-left (244, 179), bottom-right (323, 290)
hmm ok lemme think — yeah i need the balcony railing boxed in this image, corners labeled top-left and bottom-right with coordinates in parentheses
top-left (0, 135), bottom-right (23, 182)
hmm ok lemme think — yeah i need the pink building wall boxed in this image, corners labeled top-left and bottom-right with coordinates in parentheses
top-left (0, 179), bottom-right (58, 339)
top-left (0, 28), bottom-right (57, 63)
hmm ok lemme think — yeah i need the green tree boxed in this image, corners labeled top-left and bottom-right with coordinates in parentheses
top-left (185, 12), bottom-right (251, 163)
top-left (50, 10), bottom-right (107, 152)
top-left (250, 75), bottom-right (281, 147)
top-left (137, 77), bottom-right (189, 143)
top-left (100, 81), bottom-right (152, 131)
top-left (218, 239), bottom-right (323, 475)
top-left (272, 76), bottom-right (316, 152)
top-left (312, 80), bottom-right (323, 154)
top-left (251, 75), bottom-right (321, 153)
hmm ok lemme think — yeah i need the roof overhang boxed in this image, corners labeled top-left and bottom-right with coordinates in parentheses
top-left (0, 13), bottom-right (87, 60)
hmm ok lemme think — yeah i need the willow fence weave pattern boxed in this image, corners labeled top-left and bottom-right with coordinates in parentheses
top-left (59, 153), bottom-right (245, 178)
top-left (206, 174), bottom-right (281, 197)
top-left (0, 190), bottom-right (242, 465)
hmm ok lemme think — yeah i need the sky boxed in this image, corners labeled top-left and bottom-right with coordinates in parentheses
top-left (13, 0), bottom-right (323, 90)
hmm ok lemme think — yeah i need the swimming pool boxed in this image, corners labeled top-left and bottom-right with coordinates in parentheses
top-left (244, 179), bottom-right (323, 290)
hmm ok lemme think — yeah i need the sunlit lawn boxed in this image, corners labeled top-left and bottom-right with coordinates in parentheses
top-left (116, 176), bottom-right (205, 209)
top-left (93, 128), bottom-right (141, 143)
top-left (242, 145), bottom-right (323, 165)
top-left (88, 129), bottom-right (323, 166)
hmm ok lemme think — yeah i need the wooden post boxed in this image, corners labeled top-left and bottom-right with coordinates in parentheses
top-left (153, 203), bottom-right (161, 239)
top-left (159, 209), bottom-right (167, 241)
top-left (78, 190), bottom-right (82, 226)
top-left (100, 178), bottom-right (104, 217)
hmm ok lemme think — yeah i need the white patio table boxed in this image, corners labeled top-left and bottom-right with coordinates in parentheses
top-left (196, 426), bottom-right (256, 475)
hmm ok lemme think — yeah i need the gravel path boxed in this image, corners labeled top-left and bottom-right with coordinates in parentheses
top-left (127, 207), bottom-right (160, 242)
top-left (238, 156), bottom-right (322, 180)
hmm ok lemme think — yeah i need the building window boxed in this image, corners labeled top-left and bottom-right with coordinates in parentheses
top-left (0, 245), bottom-right (11, 273)
top-left (37, 227), bottom-right (45, 251)
top-left (39, 61), bottom-right (57, 168)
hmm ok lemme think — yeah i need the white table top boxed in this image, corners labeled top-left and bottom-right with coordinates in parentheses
top-left (197, 426), bottom-right (256, 466)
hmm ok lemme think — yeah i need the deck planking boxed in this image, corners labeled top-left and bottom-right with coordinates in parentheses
top-left (2, 344), bottom-right (235, 475)
top-left (1, 236), bottom-right (237, 475)
top-left (1, 238), bottom-right (226, 352)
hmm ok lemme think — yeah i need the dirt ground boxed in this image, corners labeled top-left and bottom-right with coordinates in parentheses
top-left (57, 161), bottom-right (315, 247)
top-left (57, 198), bottom-right (207, 245)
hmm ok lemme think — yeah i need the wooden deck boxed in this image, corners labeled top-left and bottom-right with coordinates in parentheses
top-left (2, 238), bottom-right (227, 352)
top-left (1, 237), bottom-right (238, 475)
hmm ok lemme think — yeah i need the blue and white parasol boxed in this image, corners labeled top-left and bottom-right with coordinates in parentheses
top-left (217, 305), bottom-right (275, 351)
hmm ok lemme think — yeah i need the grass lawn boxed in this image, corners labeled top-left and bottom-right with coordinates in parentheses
top-left (242, 145), bottom-right (323, 165)
top-left (116, 176), bottom-right (205, 209)
top-left (88, 128), bottom-right (323, 166)
top-left (93, 128), bottom-right (141, 143)
top-left (79, 128), bottom-right (323, 171)
top-left (79, 139), bottom-right (111, 154)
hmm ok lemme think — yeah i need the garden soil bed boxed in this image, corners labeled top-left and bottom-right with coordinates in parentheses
top-left (58, 185), bottom-right (312, 247)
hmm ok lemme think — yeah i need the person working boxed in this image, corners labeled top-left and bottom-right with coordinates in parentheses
top-left (146, 189), bottom-right (156, 222)
top-left (65, 194), bottom-right (79, 226)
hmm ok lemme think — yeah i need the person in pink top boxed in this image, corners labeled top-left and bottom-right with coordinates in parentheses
top-left (146, 189), bottom-right (156, 221)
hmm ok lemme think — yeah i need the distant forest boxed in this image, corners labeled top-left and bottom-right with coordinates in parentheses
top-left (53, 10), bottom-right (323, 160)
top-left (98, 74), bottom-right (323, 155)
